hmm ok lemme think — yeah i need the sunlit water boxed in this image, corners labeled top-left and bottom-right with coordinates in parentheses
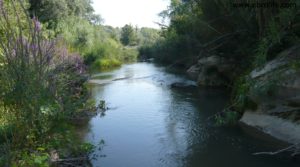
top-left (85, 63), bottom-right (298, 167)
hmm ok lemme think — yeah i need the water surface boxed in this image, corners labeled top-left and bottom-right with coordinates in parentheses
top-left (85, 63), bottom-right (298, 167)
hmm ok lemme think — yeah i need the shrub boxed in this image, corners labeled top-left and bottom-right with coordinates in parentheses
top-left (122, 47), bottom-right (138, 62)
top-left (93, 58), bottom-right (122, 70)
top-left (0, 1), bottom-right (89, 165)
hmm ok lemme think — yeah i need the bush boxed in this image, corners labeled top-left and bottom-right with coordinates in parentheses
top-left (215, 110), bottom-right (240, 126)
top-left (93, 58), bottom-right (122, 70)
top-left (122, 47), bottom-right (138, 62)
top-left (0, 1), bottom-right (90, 165)
top-left (57, 17), bottom-right (138, 70)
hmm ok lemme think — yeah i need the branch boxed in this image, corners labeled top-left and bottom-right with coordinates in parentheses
top-left (153, 22), bottom-right (168, 29)
top-left (253, 143), bottom-right (300, 156)
top-left (51, 157), bottom-right (88, 163)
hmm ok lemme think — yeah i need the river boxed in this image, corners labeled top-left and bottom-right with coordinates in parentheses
top-left (84, 62), bottom-right (298, 167)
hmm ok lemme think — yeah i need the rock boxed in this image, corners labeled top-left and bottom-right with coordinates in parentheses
top-left (250, 58), bottom-right (288, 79)
top-left (88, 79), bottom-right (112, 85)
top-left (187, 64), bottom-right (201, 80)
top-left (187, 55), bottom-right (237, 87)
top-left (287, 96), bottom-right (300, 107)
top-left (248, 45), bottom-right (300, 103)
top-left (251, 45), bottom-right (300, 79)
top-left (170, 82), bottom-right (197, 89)
top-left (240, 112), bottom-right (300, 145)
top-left (197, 69), bottom-right (228, 87)
top-left (241, 45), bottom-right (300, 144)
top-left (281, 72), bottom-right (300, 89)
top-left (50, 150), bottom-right (60, 162)
top-left (198, 55), bottom-right (223, 66)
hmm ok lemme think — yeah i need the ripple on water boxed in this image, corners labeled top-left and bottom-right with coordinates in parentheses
top-left (85, 63), bottom-right (300, 167)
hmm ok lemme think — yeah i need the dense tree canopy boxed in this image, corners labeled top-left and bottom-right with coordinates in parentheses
top-left (28, 0), bottom-right (102, 28)
top-left (143, 0), bottom-right (300, 68)
top-left (120, 24), bottom-right (138, 46)
top-left (139, 0), bottom-right (300, 117)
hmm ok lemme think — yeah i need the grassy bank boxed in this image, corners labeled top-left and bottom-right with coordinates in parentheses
top-left (88, 47), bottom-right (138, 71)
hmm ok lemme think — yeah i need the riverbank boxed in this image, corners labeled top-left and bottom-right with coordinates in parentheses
top-left (0, 100), bottom-right (98, 166)
top-left (0, 1), bottom-right (105, 166)
top-left (183, 45), bottom-right (300, 157)
top-left (135, 0), bottom-right (300, 155)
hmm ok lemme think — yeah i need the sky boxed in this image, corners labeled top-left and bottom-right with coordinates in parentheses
top-left (92, 0), bottom-right (170, 28)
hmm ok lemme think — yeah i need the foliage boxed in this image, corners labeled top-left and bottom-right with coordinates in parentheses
top-left (120, 24), bottom-right (138, 46)
top-left (28, 0), bottom-right (135, 71)
top-left (94, 58), bottom-right (122, 70)
top-left (56, 17), bottom-right (138, 70)
top-left (144, 0), bottom-right (299, 68)
top-left (140, 0), bottom-right (300, 125)
top-left (29, 0), bottom-right (68, 28)
top-left (138, 27), bottom-right (161, 46)
top-left (291, 60), bottom-right (300, 70)
top-left (231, 76), bottom-right (254, 111)
top-left (28, 0), bottom-right (102, 28)
top-left (122, 47), bottom-right (138, 62)
top-left (0, 0), bottom-right (92, 165)
top-left (138, 28), bottom-right (162, 60)
top-left (214, 110), bottom-right (240, 126)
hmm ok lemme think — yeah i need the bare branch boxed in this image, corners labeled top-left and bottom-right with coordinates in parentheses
top-left (253, 143), bottom-right (300, 156)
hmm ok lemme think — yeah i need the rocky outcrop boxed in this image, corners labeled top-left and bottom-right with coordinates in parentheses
top-left (187, 55), bottom-right (237, 87)
top-left (240, 45), bottom-right (300, 144)
top-left (186, 46), bottom-right (300, 144)
top-left (241, 112), bottom-right (300, 145)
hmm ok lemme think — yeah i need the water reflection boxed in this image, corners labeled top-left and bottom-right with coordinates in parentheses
top-left (85, 63), bottom-right (299, 167)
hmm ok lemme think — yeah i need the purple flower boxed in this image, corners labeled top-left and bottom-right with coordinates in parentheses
top-left (30, 44), bottom-right (37, 50)
top-left (0, 0), bottom-right (3, 9)
top-left (33, 16), bottom-right (41, 31)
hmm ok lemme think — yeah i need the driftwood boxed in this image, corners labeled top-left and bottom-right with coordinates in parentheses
top-left (50, 150), bottom-right (89, 167)
top-left (253, 143), bottom-right (300, 157)
top-left (51, 157), bottom-right (90, 167)
top-left (51, 157), bottom-right (88, 163)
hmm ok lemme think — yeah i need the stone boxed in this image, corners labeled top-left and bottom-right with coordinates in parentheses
top-left (50, 150), bottom-right (60, 162)
top-left (240, 112), bottom-right (300, 145)
top-left (251, 45), bottom-right (300, 79)
top-left (197, 55), bottom-right (223, 66)
top-left (187, 55), bottom-right (236, 87)
top-left (170, 82), bottom-right (197, 89)
top-left (287, 96), bottom-right (300, 107)
top-left (187, 64), bottom-right (201, 80)
top-left (197, 69), bottom-right (227, 87)
top-left (242, 45), bottom-right (300, 144)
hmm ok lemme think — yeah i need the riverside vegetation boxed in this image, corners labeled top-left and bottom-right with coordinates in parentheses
top-left (1, 0), bottom-right (300, 166)
top-left (0, 0), bottom-right (161, 166)
top-left (139, 0), bottom-right (300, 155)
top-left (0, 0), bottom-right (95, 166)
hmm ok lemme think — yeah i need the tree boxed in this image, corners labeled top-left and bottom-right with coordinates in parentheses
top-left (138, 27), bottom-right (161, 46)
top-left (29, 0), bottom-right (69, 28)
top-left (120, 24), bottom-right (138, 46)
top-left (28, 0), bottom-right (100, 28)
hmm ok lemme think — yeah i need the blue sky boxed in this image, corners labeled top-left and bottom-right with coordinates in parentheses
top-left (92, 0), bottom-right (170, 28)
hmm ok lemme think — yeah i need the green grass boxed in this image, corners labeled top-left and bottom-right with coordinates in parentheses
top-left (93, 58), bottom-right (122, 70)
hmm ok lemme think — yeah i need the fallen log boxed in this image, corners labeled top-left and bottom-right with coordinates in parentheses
top-left (51, 157), bottom-right (88, 163)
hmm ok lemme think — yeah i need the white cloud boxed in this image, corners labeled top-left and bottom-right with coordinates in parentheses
top-left (92, 0), bottom-right (170, 28)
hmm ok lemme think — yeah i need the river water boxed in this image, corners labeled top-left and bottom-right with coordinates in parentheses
top-left (85, 62), bottom-right (298, 167)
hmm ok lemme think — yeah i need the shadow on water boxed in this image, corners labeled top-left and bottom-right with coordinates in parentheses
top-left (84, 62), bottom-right (299, 167)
